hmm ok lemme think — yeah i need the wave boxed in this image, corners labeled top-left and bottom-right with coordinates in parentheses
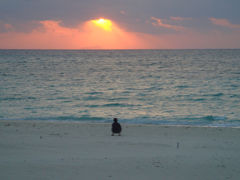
top-left (15, 116), bottom-right (107, 122)
top-left (175, 85), bottom-right (190, 89)
top-left (230, 94), bottom-right (240, 98)
top-left (102, 103), bottom-right (137, 107)
top-left (83, 96), bottom-right (101, 101)
top-left (203, 93), bottom-right (224, 97)
top-left (1, 115), bottom-right (238, 127)
top-left (85, 91), bottom-right (104, 95)
top-left (0, 96), bottom-right (37, 101)
top-left (85, 103), bottom-right (139, 108)
top-left (202, 115), bottom-right (226, 121)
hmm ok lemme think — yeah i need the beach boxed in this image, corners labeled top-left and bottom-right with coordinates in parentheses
top-left (0, 120), bottom-right (239, 180)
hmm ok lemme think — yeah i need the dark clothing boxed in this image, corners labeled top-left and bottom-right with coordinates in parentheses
top-left (112, 122), bottom-right (122, 134)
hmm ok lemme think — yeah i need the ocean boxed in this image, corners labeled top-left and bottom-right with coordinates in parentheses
top-left (0, 49), bottom-right (240, 127)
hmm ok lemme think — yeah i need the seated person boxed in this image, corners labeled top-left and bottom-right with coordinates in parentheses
top-left (111, 118), bottom-right (122, 136)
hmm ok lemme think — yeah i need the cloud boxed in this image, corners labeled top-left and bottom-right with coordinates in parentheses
top-left (170, 17), bottom-right (192, 21)
top-left (0, 19), bottom-right (150, 49)
top-left (151, 17), bottom-right (185, 31)
top-left (120, 10), bottom-right (126, 15)
top-left (138, 29), bottom-right (240, 49)
top-left (209, 18), bottom-right (240, 29)
top-left (0, 22), bottom-right (14, 32)
top-left (1, 0), bottom-right (240, 36)
top-left (1, 17), bottom-right (240, 49)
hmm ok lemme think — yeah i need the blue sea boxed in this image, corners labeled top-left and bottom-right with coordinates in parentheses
top-left (0, 49), bottom-right (240, 127)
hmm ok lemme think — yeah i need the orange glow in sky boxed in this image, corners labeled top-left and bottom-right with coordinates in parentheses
top-left (0, 18), bottom-right (150, 49)
top-left (1, 17), bottom-right (239, 49)
top-left (91, 18), bottom-right (112, 31)
top-left (82, 18), bottom-right (147, 49)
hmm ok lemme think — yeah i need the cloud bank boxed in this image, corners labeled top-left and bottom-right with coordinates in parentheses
top-left (1, 0), bottom-right (240, 48)
top-left (0, 20), bottom-right (148, 49)
top-left (1, 17), bottom-right (240, 49)
top-left (209, 18), bottom-right (240, 29)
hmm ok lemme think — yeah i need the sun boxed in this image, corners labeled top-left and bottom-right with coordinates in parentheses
top-left (91, 18), bottom-right (112, 31)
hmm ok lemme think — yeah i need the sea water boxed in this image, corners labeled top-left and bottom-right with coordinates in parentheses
top-left (0, 49), bottom-right (240, 127)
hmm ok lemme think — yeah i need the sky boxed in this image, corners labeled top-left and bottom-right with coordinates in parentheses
top-left (0, 0), bottom-right (240, 49)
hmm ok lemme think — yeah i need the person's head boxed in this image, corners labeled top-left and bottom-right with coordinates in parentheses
top-left (113, 118), bottom-right (118, 122)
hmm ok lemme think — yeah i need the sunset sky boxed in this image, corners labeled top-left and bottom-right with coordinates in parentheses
top-left (1, 0), bottom-right (240, 49)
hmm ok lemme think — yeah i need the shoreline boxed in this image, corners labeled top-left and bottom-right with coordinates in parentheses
top-left (1, 120), bottom-right (240, 180)
top-left (1, 119), bottom-right (239, 129)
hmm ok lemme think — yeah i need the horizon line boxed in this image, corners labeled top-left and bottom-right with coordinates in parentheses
top-left (1, 48), bottom-right (240, 51)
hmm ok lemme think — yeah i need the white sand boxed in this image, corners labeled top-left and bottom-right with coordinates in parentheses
top-left (0, 120), bottom-right (240, 180)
